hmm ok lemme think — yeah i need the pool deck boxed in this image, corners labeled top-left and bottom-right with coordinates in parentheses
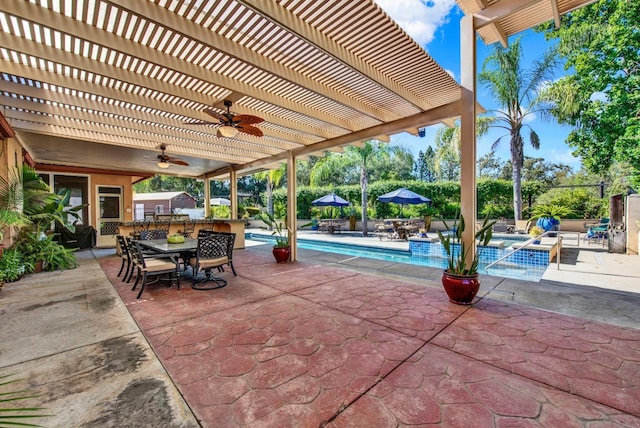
top-left (253, 228), bottom-right (640, 296)
top-left (1, 233), bottom-right (640, 426)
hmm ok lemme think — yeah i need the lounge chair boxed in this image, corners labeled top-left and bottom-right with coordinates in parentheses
top-left (374, 221), bottom-right (394, 240)
top-left (583, 218), bottom-right (609, 245)
top-left (513, 220), bottom-right (532, 235)
top-left (492, 219), bottom-right (509, 233)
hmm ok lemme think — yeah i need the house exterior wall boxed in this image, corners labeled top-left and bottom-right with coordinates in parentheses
top-left (90, 173), bottom-right (135, 224)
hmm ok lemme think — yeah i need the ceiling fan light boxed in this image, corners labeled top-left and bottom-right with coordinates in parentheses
top-left (219, 125), bottom-right (238, 138)
top-left (157, 161), bottom-right (170, 169)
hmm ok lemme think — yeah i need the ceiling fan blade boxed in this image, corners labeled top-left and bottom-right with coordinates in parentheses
top-left (167, 157), bottom-right (189, 166)
top-left (203, 108), bottom-right (227, 122)
top-left (237, 125), bottom-right (264, 137)
top-left (232, 114), bottom-right (264, 125)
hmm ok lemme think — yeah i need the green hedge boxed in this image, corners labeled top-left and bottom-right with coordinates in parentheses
top-left (269, 179), bottom-right (548, 220)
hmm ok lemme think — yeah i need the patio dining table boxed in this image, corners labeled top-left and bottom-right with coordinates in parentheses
top-left (137, 238), bottom-right (199, 278)
top-left (137, 238), bottom-right (199, 254)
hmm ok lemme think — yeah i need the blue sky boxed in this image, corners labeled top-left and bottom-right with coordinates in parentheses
top-left (374, 0), bottom-right (581, 170)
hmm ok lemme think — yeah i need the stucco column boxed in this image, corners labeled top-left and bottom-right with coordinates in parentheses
top-left (229, 169), bottom-right (238, 219)
top-left (286, 151), bottom-right (297, 262)
top-left (460, 15), bottom-right (477, 267)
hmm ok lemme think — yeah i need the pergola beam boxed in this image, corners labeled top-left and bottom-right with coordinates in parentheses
top-left (229, 100), bottom-right (460, 174)
top-left (239, 0), bottom-right (437, 113)
top-left (108, 0), bottom-right (395, 123)
top-left (0, 59), bottom-right (315, 150)
top-left (1, 2), bottom-right (361, 132)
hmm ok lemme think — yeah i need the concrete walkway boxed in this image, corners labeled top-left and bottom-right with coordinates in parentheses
top-left (0, 251), bottom-right (198, 427)
top-left (2, 239), bottom-right (640, 426)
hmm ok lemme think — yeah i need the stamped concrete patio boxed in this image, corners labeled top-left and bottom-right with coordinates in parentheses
top-left (2, 241), bottom-right (640, 427)
top-left (96, 243), bottom-right (640, 427)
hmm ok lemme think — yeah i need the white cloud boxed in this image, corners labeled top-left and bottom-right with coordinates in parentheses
top-left (444, 68), bottom-right (456, 80)
top-left (374, 0), bottom-right (458, 47)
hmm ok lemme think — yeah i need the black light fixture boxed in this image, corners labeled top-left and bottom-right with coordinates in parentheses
top-left (418, 128), bottom-right (426, 138)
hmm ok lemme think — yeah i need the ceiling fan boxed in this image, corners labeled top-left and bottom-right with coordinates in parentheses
top-left (186, 100), bottom-right (264, 138)
top-left (155, 144), bottom-right (189, 169)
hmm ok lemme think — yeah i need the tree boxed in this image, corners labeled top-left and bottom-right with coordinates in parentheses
top-left (542, 0), bottom-right (640, 187)
top-left (310, 140), bottom-right (385, 236)
top-left (416, 147), bottom-right (437, 182)
top-left (433, 117), bottom-right (494, 181)
top-left (477, 152), bottom-right (506, 179)
top-left (369, 145), bottom-right (415, 182)
top-left (256, 165), bottom-right (286, 218)
top-left (478, 37), bottom-right (559, 220)
top-left (500, 156), bottom-right (573, 187)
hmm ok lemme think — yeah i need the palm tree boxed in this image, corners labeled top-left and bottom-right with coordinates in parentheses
top-left (255, 165), bottom-right (286, 219)
top-left (310, 141), bottom-right (383, 236)
top-left (478, 37), bottom-right (558, 220)
top-left (433, 116), bottom-right (495, 180)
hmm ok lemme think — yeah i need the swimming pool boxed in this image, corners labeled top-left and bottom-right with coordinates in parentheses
top-left (245, 233), bottom-right (547, 282)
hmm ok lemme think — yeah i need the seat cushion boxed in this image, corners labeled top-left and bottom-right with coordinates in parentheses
top-left (142, 260), bottom-right (177, 272)
top-left (190, 256), bottom-right (228, 269)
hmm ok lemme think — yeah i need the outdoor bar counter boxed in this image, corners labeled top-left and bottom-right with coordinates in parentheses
top-left (117, 218), bottom-right (245, 249)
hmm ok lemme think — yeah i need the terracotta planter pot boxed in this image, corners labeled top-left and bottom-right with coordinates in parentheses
top-left (272, 246), bottom-right (290, 263)
top-left (34, 260), bottom-right (44, 273)
top-left (441, 270), bottom-right (480, 305)
top-left (349, 216), bottom-right (356, 231)
top-left (423, 215), bottom-right (432, 232)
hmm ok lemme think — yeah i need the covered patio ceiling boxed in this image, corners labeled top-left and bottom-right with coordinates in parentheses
top-left (0, 0), bottom-right (464, 179)
top-left (456, 0), bottom-right (598, 46)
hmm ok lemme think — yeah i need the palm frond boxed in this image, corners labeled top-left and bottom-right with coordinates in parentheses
top-left (529, 129), bottom-right (541, 150)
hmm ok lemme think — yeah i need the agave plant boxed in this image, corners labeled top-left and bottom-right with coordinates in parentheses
top-left (436, 214), bottom-right (496, 275)
top-left (259, 211), bottom-right (290, 248)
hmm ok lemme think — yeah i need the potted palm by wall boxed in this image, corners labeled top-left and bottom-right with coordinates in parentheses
top-left (259, 211), bottom-right (291, 263)
top-left (436, 215), bottom-right (495, 305)
top-left (531, 203), bottom-right (573, 234)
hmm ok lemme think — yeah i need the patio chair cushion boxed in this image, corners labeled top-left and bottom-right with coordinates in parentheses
top-left (188, 256), bottom-right (228, 270)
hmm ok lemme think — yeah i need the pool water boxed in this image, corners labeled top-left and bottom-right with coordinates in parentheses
top-left (246, 233), bottom-right (546, 282)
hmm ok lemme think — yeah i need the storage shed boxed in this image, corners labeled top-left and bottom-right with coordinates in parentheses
top-left (133, 192), bottom-right (197, 220)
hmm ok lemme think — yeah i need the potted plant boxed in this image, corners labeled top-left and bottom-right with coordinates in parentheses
top-left (348, 207), bottom-right (358, 231)
top-left (259, 211), bottom-right (291, 263)
top-left (531, 203), bottom-right (573, 234)
top-left (0, 247), bottom-right (29, 286)
top-left (436, 215), bottom-right (495, 305)
top-left (528, 225), bottom-right (545, 244)
top-left (13, 229), bottom-right (77, 273)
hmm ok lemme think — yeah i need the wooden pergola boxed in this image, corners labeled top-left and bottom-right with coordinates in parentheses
top-left (0, 0), bottom-right (597, 260)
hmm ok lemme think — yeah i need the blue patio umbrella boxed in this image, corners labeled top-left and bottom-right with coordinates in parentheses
top-left (311, 193), bottom-right (350, 207)
top-left (377, 188), bottom-right (431, 216)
